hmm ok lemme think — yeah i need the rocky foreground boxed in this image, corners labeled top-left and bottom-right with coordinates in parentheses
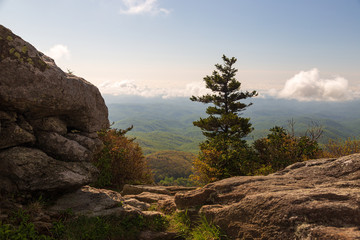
top-left (175, 155), bottom-right (360, 239)
top-left (46, 154), bottom-right (360, 240)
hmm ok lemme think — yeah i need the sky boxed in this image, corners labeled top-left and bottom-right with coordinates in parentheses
top-left (0, 0), bottom-right (359, 101)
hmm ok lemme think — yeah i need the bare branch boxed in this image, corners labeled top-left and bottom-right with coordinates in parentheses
top-left (305, 120), bottom-right (323, 141)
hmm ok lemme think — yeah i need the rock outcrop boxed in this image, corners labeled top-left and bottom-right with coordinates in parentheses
top-left (175, 154), bottom-right (360, 239)
top-left (49, 185), bottom-right (181, 239)
top-left (0, 25), bottom-right (109, 194)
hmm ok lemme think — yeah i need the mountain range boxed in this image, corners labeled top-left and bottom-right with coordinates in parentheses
top-left (104, 94), bottom-right (360, 154)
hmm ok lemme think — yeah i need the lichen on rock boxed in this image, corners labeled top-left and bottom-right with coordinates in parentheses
top-left (0, 26), bottom-right (47, 71)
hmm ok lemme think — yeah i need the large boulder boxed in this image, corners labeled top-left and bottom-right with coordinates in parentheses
top-left (0, 25), bottom-right (109, 133)
top-left (175, 154), bottom-right (360, 239)
top-left (0, 25), bottom-right (109, 194)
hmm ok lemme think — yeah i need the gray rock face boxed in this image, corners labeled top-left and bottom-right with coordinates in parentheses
top-left (0, 25), bottom-right (109, 194)
top-left (175, 154), bottom-right (360, 239)
top-left (0, 26), bottom-right (109, 132)
top-left (0, 147), bottom-right (98, 192)
top-left (65, 133), bottom-right (103, 155)
top-left (0, 122), bottom-right (36, 149)
top-left (31, 117), bottom-right (67, 135)
top-left (37, 132), bottom-right (92, 162)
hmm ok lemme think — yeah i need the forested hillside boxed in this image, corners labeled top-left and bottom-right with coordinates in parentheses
top-left (103, 95), bottom-right (360, 183)
top-left (146, 151), bottom-right (195, 182)
top-left (106, 96), bottom-right (206, 154)
top-left (105, 95), bottom-right (360, 154)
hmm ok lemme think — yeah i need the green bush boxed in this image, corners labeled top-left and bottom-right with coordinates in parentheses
top-left (191, 140), bottom-right (256, 184)
top-left (253, 126), bottom-right (321, 173)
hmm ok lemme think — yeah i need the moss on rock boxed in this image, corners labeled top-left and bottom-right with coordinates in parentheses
top-left (21, 46), bottom-right (28, 54)
top-left (0, 25), bottom-right (47, 71)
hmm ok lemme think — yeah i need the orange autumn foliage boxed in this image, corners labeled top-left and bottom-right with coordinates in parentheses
top-left (93, 127), bottom-right (153, 189)
top-left (191, 145), bottom-right (223, 185)
top-left (321, 137), bottom-right (360, 158)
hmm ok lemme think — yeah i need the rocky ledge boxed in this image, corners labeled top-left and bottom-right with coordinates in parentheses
top-left (175, 154), bottom-right (360, 239)
top-left (0, 25), bottom-right (109, 194)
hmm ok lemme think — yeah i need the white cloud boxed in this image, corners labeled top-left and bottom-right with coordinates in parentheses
top-left (271, 68), bottom-right (354, 101)
top-left (119, 0), bottom-right (170, 15)
top-left (98, 80), bottom-right (209, 98)
top-left (45, 44), bottom-right (70, 61)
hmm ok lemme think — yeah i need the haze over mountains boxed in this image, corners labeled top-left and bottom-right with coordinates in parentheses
top-left (104, 94), bottom-right (360, 154)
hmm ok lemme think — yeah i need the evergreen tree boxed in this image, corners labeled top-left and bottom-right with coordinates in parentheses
top-left (191, 55), bottom-right (257, 183)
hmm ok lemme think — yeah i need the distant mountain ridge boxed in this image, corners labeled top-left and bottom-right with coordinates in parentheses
top-left (104, 95), bottom-right (360, 154)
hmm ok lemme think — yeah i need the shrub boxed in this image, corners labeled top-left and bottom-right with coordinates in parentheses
top-left (253, 126), bottom-right (321, 173)
top-left (190, 143), bottom-right (224, 185)
top-left (92, 127), bottom-right (153, 189)
top-left (191, 141), bottom-right (256, 184)
top-left (321, 137), bottom-right (360, 157)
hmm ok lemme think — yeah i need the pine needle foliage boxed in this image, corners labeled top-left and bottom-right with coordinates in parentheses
top-left (191, 55), bottom-right (257, 183)
top-left (190, 55), bottom-right (257, 141)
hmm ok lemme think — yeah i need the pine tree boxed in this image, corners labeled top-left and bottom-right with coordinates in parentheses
top-left (191, 55), bottom-right (257, 182)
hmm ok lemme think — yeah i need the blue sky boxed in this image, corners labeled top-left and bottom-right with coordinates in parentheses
top-left (0, 0), bottom-right (359, 101)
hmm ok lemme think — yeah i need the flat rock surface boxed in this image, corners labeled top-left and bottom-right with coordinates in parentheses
top-left (175, 154), bottom-right (360, 240)
top-left (50, 185), bottom-right (125, 215)
top-left (122, 184), bottom-right (172, 196)
top-left (124, 192), bottom-right (173, 204)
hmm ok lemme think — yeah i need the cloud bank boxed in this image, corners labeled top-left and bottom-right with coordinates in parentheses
top-left (119, 0), bottom-right (170, 15)
top-left (271, 68), bottom-right (353, 101)
top-left (45, 44), bottom-right (70, 61)
top-left (99, 69), bottom-right (357, 102)
top-left (99, 80), bottom-right (209, 99)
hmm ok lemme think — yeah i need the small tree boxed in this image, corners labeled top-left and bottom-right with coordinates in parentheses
top-left (191, 55), bottom-right (257, 183)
